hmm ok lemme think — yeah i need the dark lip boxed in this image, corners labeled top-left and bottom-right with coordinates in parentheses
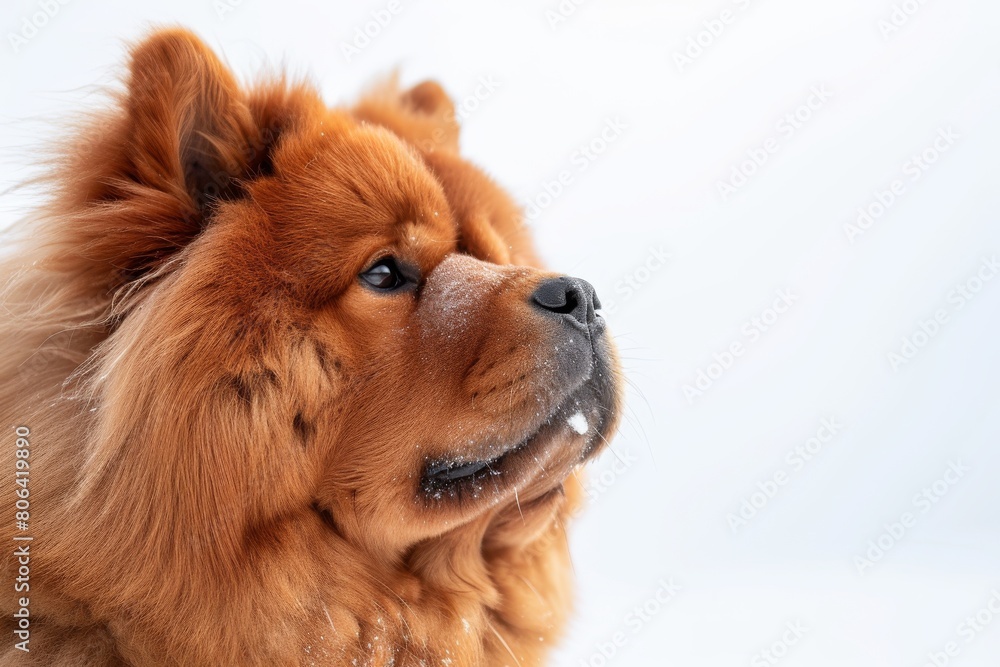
top-left (419, 427), bottom-right (539, 498)
top-left (418, 397), bottom-right (609, 500)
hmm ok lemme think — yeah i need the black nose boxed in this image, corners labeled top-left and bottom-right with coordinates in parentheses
top-left (531, 276), bottom-right (601, 328)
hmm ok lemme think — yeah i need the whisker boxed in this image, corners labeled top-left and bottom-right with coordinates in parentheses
top-left (488, 622), bottom-right (521, 667)
top-left (513, 485), bottom-right (524, 524)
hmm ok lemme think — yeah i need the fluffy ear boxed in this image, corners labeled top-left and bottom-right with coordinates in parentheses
top-left (62, 29), bottom-right (283, 285)
top-left (353, 79), bottom-right (460, 154)
top-left (121, 28), bottom-right (266, 211)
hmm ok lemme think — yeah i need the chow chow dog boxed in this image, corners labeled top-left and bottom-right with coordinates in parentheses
top-left (0, 29), bottom-right (622, 666)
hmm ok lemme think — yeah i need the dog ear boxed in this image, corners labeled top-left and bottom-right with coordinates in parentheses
top-left (122, 29), bottom-right (262, 209)
top-left (63, 29), bottom-right (285, 285)
top-left (353, 79), bottom-right (460, 154)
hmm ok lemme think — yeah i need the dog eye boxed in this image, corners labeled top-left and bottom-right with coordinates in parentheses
top-left (360, 258), bottom-right (405, 290)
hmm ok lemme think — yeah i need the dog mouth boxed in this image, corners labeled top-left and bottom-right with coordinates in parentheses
top-left (420, 443), bottom-right (520, 497)
top-left (418, 399), bottom-right (602, 502)
top-left (424, 459), bottom-right (497, 483)
top-left (420, 429), bottom-right (537, 498)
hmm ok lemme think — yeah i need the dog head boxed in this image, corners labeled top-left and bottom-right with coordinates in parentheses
top-left (47, 29), bottom-right (622, 557)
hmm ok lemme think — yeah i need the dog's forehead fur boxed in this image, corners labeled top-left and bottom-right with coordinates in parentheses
top-left (250, 115), bottom-right (459, 295)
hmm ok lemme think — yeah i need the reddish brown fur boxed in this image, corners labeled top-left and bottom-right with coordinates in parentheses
top-left (0, 29), bottom-right (621, 666)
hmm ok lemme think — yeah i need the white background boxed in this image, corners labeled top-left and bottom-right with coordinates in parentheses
top-left (2, 1), bottom-right (1000, 665)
